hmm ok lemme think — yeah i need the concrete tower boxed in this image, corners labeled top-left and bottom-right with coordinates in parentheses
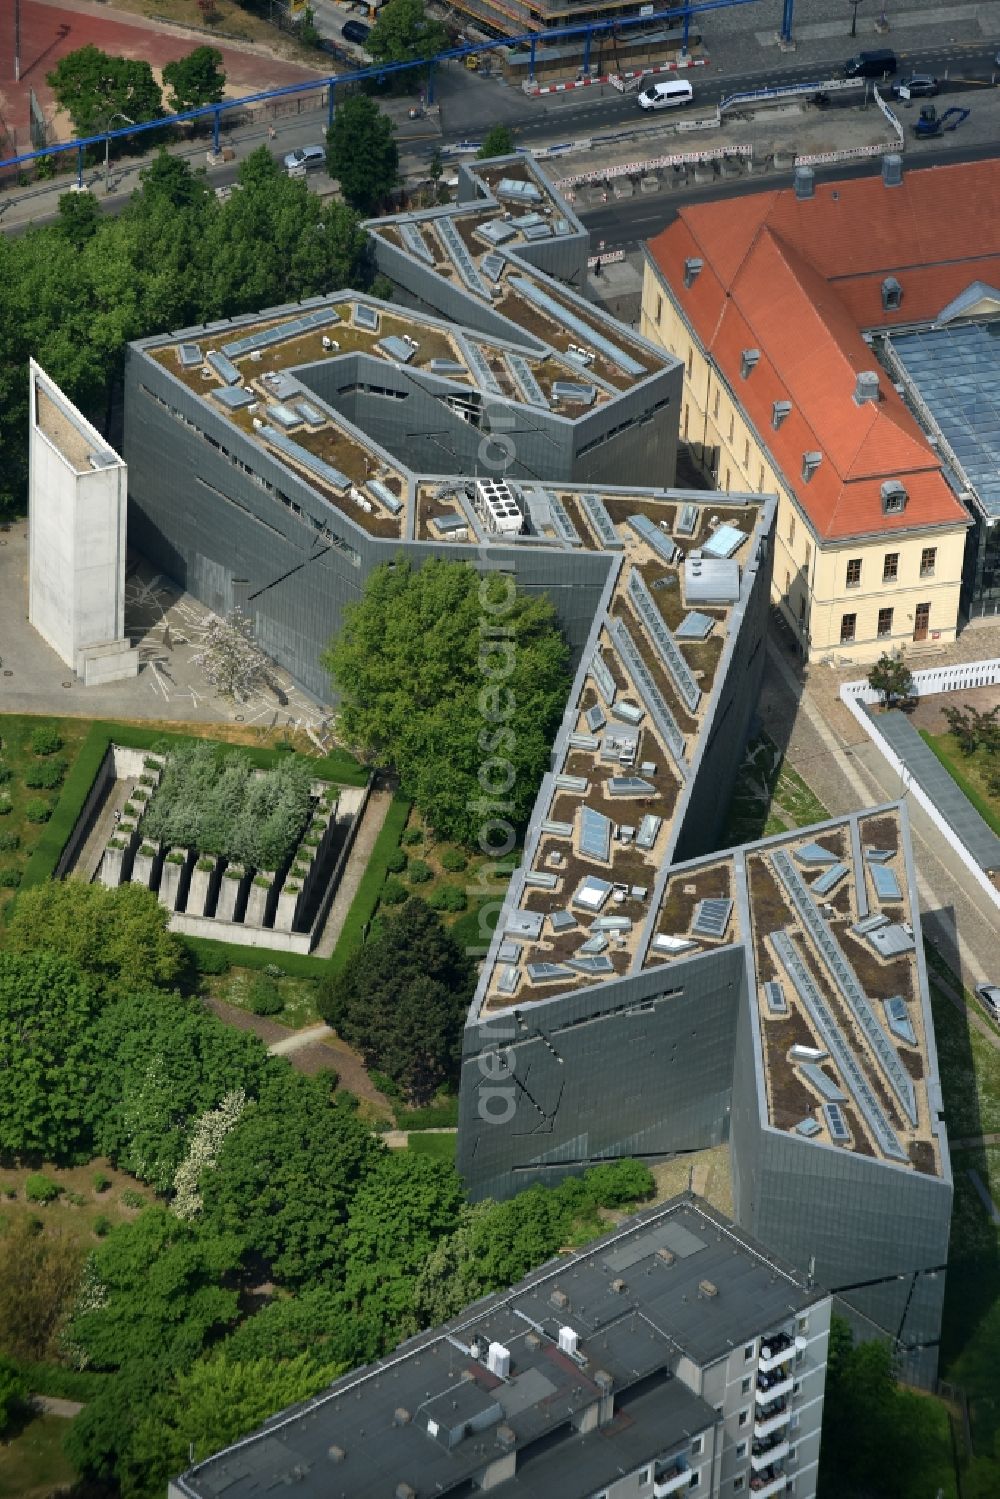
top-left (28, 360), bottom-right (137, 684)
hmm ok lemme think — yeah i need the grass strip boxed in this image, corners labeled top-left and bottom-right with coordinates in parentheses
top-left (918, 731), bottom-right (1000, 838)
top-left (325, 794), bottom-right (411, 976)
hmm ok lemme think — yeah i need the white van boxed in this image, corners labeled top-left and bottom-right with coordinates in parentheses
top-left (638, 78), bottom-right (694, 111)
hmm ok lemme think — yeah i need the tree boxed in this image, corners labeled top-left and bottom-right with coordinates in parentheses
top-left (5, 881), bottom-right (188, 992)
top-left (193, 606), bottom-right (270, 702)
top-left (47, 45), bottom-right (163, 138)
top-left (57, 190), bottom-right (102, 249)
top-left (162, 46), bottom-right (226, 115)
top-left (325, 96), bottom-right (399, 214)
top-left (0, 950), bottom-right (101, 1161)
top-left (477, 125), bottom-right (515, 160)
top-left (942, 702), bottom-right (1000, 758)
top-left (866, 651), bottom-right (914, 708)
top-left (366, 0), bottom-right (448, 65)
top-left (323, 558), bottom-right (571, 846)
top-left (0, 1222), bottom-right (84, 1363)
top-left (318, 898), bottom-right (475, 1102)
top-left (0, 1355), bottom-right (25, 1437)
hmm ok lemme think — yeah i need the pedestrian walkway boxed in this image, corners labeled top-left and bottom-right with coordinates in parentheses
top-left (30, 1395), bottom-right (84, 1418)
top-left (268, 1021), bottom-right (334, 1055)
top-left (314, 788), bottom-right (393, 958)
top-left (383, 1127), bottom-right (458, 1149)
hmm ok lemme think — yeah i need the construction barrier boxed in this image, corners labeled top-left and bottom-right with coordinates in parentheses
top-left (557, 141), bottom-right (752, 188)
top-left (587, 248), bottom-right (627, 266)
top-left (524, 55), bottom-right (709, 97)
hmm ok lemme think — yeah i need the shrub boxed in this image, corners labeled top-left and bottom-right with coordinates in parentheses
top-left (0, 870), bottom-right (22, 889)
top-left (285, 881), bottom-right (301, 894)
top-left (139, 774), bottom-right (156, 787)
top-left (248, 975), bottom-right (283, 1016)
top-left (429, 883), bottom-right (467, 913)
top-left (0, 765), bottom-right (11, 784)
top-left (92, 1215), bottom-right (113, 1237)
top-left (407, 859), bottom-right (432, 884)
top-left (143, 757), bottom-right (163, 772)
top-left (30, 726), bottom-right (62, 756)
top-left (263, 964), bottom-right (284, 979)
top-left (66, 1191), bottom-right (86, 1207)
top-left (291, 863), bottom-right (309, 878)
top-left (132, 787), bottom-right (149, 801)
top-left (381, 876), bottom-right (408, 906)
top-left (402, 827), bottom-right (423, 846)
top-left (440, 848), bottom-right (468, 873)
top-left (0, 833), bottom-right (19, 853)
top-left (302, 833), bottom-right (321, 848)
top-left (92, 1171), bottom-right (112, 1193)
top-left (190, 943), bottom-right (230, 976)
top-left (139, 843), bottom-right (156, 857)
top-left (24, 759), bottom-right (66, 790)
top-left (385, 849), bottom-right (408, 875)
top-left (25, 799), bottom-right (51, 824)
top-left (0, 796), bottom-right (10, 816)
top-left (24, 1174), bottom-right (61, 1205)
top-left (123, 801), bottom-right (138, 817)
top-left (252, 875), bottom-right (272, 888)
top-left (197, 857), bottom-right (215, 871)
top-left (106, 838), bottom-right (125, 851)
top-left (224, 866), bottom-right (244, 880)
top-left (3, 1186), bottom-right (16, 1200)
top-left (165, 850), bottom-right (185, 865)
top-left (120, 1188), bottom-right (145, 1209)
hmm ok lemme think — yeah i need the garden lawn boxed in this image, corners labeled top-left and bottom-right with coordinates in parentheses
top-left (406, 1133), bottom-right (457, 1163)
top-left (0, 716), bottom-right (91, 916)
top-left (723, 733), bottom-right (828, 845)
top-left (0, 1160), bottom-right (155, 1251)
top-left (918, 730), bottom-right (1000, 838)
top-left (385, 809), bottom-right (515, 951)
top-left (205, 968), bottom-right (321, 1029)
top-left (0, 1411), bottom-right (76, 1499)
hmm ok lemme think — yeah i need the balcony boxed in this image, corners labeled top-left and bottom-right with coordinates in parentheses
top-left (653, 1461), bottom-right (692, 1497)
top-left (755, 1371), bottom-right (794, 1404)
top-left (754, 1403), bottom-right (791, 1440)
top-left (752, 1440), bottom-right (790, 1472)
top-left (749, 1469), bottom-right (787, 1498)
top-left (757, 1333), bottom-right (795, 1374)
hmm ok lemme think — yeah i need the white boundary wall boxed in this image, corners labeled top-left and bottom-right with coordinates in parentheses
top-left (839, 660), bottom-right (1000, 913)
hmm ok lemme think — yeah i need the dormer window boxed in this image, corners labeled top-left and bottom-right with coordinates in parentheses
top-left (882, 277), bottom-right (903, 312)
top-left (740, 348), bottom-right (760, 379)
top-left (772, 400), bottom-right (792, 430)
top-left (802, 451), bottom-right (822, 482)
top-left (684, 258), bottom-right (703, 289)
top-left (881, 479), bottom-right (907, 514)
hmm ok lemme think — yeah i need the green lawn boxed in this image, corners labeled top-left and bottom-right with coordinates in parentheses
top-left (919, 730), bottom-right (1000, 838)
top-left (0, 715), bottom-right (92, 915)
top-left (0, 1411), bottom-right (76, 1499)
top-left (723, 733), bottom-right (829, 845)
top-left (207, 968), bottom-right (322, 1029)
top-left (929, 985), bottom-right (1000, 1140)
top-left (406, 1133), bottom-right (457, 1163)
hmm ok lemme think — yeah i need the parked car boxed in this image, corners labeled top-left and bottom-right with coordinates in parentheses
top-left (975, 984), bottom-right (1000, 1022)
top-left (638, 79), bottom-right (694, 111)
top-left (843, 49), bottom-right (897, 79)
top-left (342, 19), bottom-right (371, 45)
top-left (318, 38), bottom-right (352, 65)
top-left (282, 144), bottom-right (326, 175)
top-left (890, 74), bottom-right (939, 98)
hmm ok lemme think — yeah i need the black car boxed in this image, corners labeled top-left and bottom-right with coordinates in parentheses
top-left (890, 74), bottom-right (939, 98)
top-left (342, 19), bottom-right (371, 45)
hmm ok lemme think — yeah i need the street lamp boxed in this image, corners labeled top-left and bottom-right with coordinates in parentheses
top-left (849, 0), bottom-right (865, 38)
top-left (103, 110), bottom-right (134, 193)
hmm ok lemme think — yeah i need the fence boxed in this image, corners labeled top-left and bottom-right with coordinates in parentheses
top-left (841, 659), bottom-right (1000, 704)
top-left (557, 140), bottom-right (751, 188)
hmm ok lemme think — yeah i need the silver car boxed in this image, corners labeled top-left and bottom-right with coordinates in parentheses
top-left (282, 145), bottom-right (326, 175)
top-left (975, 983), bottom-right (1000, 1022)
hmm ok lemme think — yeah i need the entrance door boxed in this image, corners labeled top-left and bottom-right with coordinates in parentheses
top-left (914, 602), bottom-right (930, 641)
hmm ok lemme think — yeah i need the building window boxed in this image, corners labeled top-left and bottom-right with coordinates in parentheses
top-left (877, 606), bottom-right (894, 637)
top-left (784, 570), bottom-right (791, 597)
top-left (788, 514), bottom-right (796, 546)
top-left (840, 613), bottom-right (857, 643)
top-left (689, 1475), bottom-right (700, 1491)
top-left (792, 1381), bottom-right (802, 1396)
top-left (734, 1481), bottom-right (745, 1494)
top-left (796, 1315), bottom-right (809, 1335)
top-left (656, 295), bottom-right (663, 324)
top-left (921, 546), bottom-right (937, 577)
top-left (687, 347), bottom-right (694, 377)
top-left (743, 437), bottom-right (750, 467)
top-left (741, 1376), bottom-right (752, 1395)
top-left (798, 593), bottom-right (806, 622)
top-left (724, 468), bottom-right (731, 490)
top-left (713, 389), bottom-right (721, 420)
top-left (728, 414), bottom-right (735, 443)
top-left (683, 405), bottom-right (690, 440)
top-left (744, 1342), bottom-right (756, 1361)
top-left (639, 1468), bottom-right (651, 1485)
top-left (737, 1441), bottom-right (748, 1458)
top-left (738, 1409), bottom-right (749, 1428)
top-left (691, 1437), bottom-right (704, 1456)
top-left (715, 1404), bottom-right (724, 1417)
top-left (788, 1447), bottom-right (797, 1462)
top-left (883, 552), bottom-right (899, 582)
top-left (758, 463), bottom-right (765, 492)
top-left (846, 557), bottom-right (862, 588)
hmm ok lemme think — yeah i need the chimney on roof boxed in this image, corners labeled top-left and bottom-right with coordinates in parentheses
top-left (802, 452), bottom-right (822, 482)
top-left (793, 166), bottom-right (815, 200)
top-left (683, 257), bottom-right (703, 288)
top-left (882, 153), bottom-right (903, 188)
top-left (772, 400), bottom-right (792, 430)
top-left (740, 348), bottom-right (760, 380)
top-left (853, 370), bottom-right (880, 405)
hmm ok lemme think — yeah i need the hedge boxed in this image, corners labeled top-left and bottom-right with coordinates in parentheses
top-left (184, 936), bottom-right (332, 980)
top-left (324, 794), bottom-right (411, 977)
top-left (19, 720), bottom-right (367, 893)
top-left (395, 1094), bottom-right (459, 1130)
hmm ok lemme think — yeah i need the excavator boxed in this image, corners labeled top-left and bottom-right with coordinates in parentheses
top-left (913, 103), bottom-right (970, 137)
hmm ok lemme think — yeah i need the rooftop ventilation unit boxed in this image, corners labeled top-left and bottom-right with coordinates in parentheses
top-left (881, 479), bottom-right (907, 514)
top-left (772, 400), bottom-right (792, 430)
top-left (882, 152), bottom-right (903, 188)
top-left (683, 257), bottom-right (703, 288)
top-left (558, 1326), bottom-right (579, 1356)
top-left (699, 1279), bottom-right (719, 1298)
top-left (474, 477), bottom-right (523, 537)
top-left (882, 275), bottom-right (903, 312)
top-left (802, 451), bottom-right (823, 482)
top-left (487, 1342), bottom-right (511, 1379)
top-left (328, 1445), bottom-right (345, 1462)
top-left (496, 1424), bottom-right (517, 1450)
top-left (793, 166), bottom-right (815, 200)
top-left (740, 348), bottom-right (760, 379)
top-left (393, 1408), bottom-right (411, 1427)
top-left (853, 370), bottom-right (880, 405)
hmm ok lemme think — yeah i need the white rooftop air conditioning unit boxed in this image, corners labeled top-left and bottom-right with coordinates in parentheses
top-left (558, 1327), bottom-right (579, 1357)
top-left (252, 417), bottom-right (264, 429)
top-left (487, 1343), bottom-right (511, 1379)
top-left (250, 350), bottom-right (263, 361)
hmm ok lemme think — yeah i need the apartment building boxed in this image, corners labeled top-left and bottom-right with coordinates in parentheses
top-left (171, 1197), bottom-right (831, 1499)
top-left (639, 158), bottom-right (1000, 662)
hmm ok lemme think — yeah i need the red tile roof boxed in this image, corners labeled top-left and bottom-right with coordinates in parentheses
top-left (646, 162), bottom-right (992, 540)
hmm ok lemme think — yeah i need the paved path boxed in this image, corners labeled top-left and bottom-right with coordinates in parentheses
top-left (268, 1021), bottom-right (334, 1056)
top-left (314, 788), bottom-right (393, 958)
top-left (30, 1395), bottom-right (83, 1418)
top-left (950, 1133), bottom-right (1000, 1151)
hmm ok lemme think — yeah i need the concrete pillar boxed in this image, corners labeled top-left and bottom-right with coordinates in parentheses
top-left (244, 879), bottom-right (271, 928)
top-left (158, 851), bottom-right (185, 912)
top-left (99, 843), bottom-right (125, 889)
top-left (131, 845), bottom-right (157, 889)
top-left (186, 862), bottom-right (214, 917)
top-left (273, 882), bottom-right (302, 932)
top-left (216, 866), bottom-right (245, 923)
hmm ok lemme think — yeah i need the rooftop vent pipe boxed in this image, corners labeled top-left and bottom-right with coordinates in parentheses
top-left (853, 371), bottom-right (880, 405)
top-left (882, 153), bottom-right (903, 187)
top-left (794, 166), bottom-right (815, 200)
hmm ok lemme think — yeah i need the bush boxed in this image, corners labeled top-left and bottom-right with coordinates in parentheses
top-left (407, 859), bottom-right (432, 884)
top-left (197, 857), bottom-right (215, 871)
top-left (0, 832), bottom-right (19, 853)
top-left (0, 870), bottom-right (22, 889)
top-left (139, 844), bottom-right (156, 858)
top-left (106, 838), bottom-right (125, 851)
top-left (0, 795), bottom-right (10, 816)
top-left (381, 876), bottom-right (408, 906)
top-left (0, 765), bottom-right (11, 784)
top-left (165, 850), bottom-right (185, 865)
top-left (440, 848), bottom-right (467, 872)
top-left (262, 964), bottom-right (284, 979)
top-left (93, 1171), bottom-right (112, 1193)
top-left (24, 1174), bottom-right (61, 1204)
top-left (3, 1185), bottom-right (17, 1200)
top-left (189, 942), bottom-right (230, 976)
top-left (25, 799), bottom-right (52, 824)
top-left (66, 1191), bottom-right (86, 1207)
top-left (385, 849), bottom-right (408, 875)
top-left (120, 1188), bottom-right (144, 1209)
top-left (30, 726), bottom-right (63, 756)
top-left (92, 1215), bottom-right (113, 1238)
top-left (248, 975), bottom-right (283, 1016)
top-left (428, 883), bottom-right (467, 913)
top-left (402, 827), bottom-right (423, 846)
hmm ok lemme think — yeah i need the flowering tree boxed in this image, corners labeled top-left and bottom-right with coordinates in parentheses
top-left (172, 1090), bottom-right (247, 1220)
top-left (193, 608), bottom-right (269, 702)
